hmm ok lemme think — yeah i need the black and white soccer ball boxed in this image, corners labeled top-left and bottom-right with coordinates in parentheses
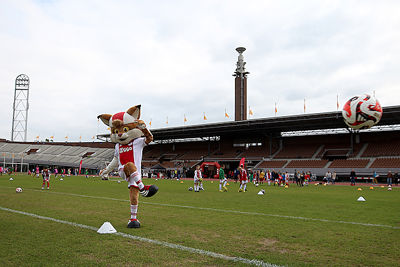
top-left (188, 187), bottom-right (193, 191)
top-left (342, 94), bottom-right (382, 130)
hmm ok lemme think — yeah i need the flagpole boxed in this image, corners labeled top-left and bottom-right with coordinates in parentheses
top-left (337, 94), bottom-right (339, 111)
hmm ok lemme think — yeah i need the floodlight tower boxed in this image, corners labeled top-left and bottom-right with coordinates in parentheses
top-left (233, 47), bottom-right (249, 121)
top-left (11, 74), bottom-right (30, 141)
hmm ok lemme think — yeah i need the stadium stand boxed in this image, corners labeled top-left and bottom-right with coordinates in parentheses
top-left (362, 139), bottom-right (400, 157)
top-left (329, 159), bottom-right (370, 168)
top-left (285, 160), bottom-right (329, 168)
top-left (256, 160), bottom-right (287, 168)
top-left (240, 146), bottom-right (270, 159)
top-left (369, 158), bottom-right (400, 168)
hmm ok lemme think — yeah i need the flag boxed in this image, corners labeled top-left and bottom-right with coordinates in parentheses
top-left (50, 136), bottom-right (54, 139)
top-left (184, 114), bottom-right (187, 123)
top-left (36, 135), bottom-right (39, 140)
top-left (166, 116), bottom-right (168, 125)
top-left (304, 98), bottom-right (306, 113)
top-left (92, 136), bottom-right (95, 140)
top-left (79, 136), bottom-right (82, 141)
top-left (107, 127), bottom-right (111, 131)
top-left (249, 107), bottom-right (253, 116)
top-left (225, 109), bottom-right (229, 118)
top-left (274, 102), bottom-right (277, 115)
top-left (203, 112), bottom-right (207, 120)
top-left (79, 159), bottom-right (83, 174)
top-left (239, 157), bottom-right (245, 167)
top-left (149, 119), bottom-right (152, 128)
top-left (65, 136), bottom-right (68, 141)
top-left (336, 94), bottom-right (339, 110)
top-left (373, 90), bottom-right (376, 98)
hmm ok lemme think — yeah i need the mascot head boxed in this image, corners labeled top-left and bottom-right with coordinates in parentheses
top-left (98, 105), bottom-right (146, 145)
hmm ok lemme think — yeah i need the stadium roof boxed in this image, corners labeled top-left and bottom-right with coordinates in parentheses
top-left (97, 105), bottom-right (400, 141)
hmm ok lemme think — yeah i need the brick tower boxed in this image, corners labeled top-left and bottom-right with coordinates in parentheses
top-left (233, 47), bottom-right (249, 121)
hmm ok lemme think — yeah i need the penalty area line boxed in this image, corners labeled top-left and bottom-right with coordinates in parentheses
top-left (0, 206), bottom-right (279, 267)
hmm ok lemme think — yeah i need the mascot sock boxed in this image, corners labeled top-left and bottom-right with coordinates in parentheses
top-left (219, 183), bottom-right (222, 190)
top-left (42, 181), bottom-right (45, 188)
top-left (130, 172), bottom-right (145, 191)
top-left (130, 205), bottom-right (138, 220)
top-left (244, 183), bottom-right (247, 191)
top-left (223, 180), bottom-right (227, 187)
top-left (47, 181), bottom-right (50, 188)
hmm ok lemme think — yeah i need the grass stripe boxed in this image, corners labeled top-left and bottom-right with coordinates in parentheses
top-left (0, 206), bottom-right (281, 267)
top-left (2, 186), bottom-right (400, 229)
top-left (28, 188), bottom-right (400, 230)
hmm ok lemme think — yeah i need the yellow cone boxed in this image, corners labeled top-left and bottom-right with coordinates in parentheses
top-left (370, 187), bottom-right (374, 190)
top-left (226, 183), bottom-right (230, 186)
top-left (285, 185), bottom-right (288, 188)
top-left (180, 181), bottom-right (183, 184)
top-left (380, 186), bottom-right (384, 188)
top-left (211, 181), bottom-right (213, 184)
top-left (357, 188), bottom-right (362, 191)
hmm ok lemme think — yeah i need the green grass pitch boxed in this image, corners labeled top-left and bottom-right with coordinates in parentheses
top-left (0, 174), bottom-right (399, 266)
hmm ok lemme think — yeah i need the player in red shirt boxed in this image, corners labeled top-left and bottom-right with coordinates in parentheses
top-left (238, 165), bottom-right (248, 192)
top-left (42, 166), bottom-right (51, 190)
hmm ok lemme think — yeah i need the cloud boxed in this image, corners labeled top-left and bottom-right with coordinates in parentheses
top-left (1, 0), bottom-right (400, 141)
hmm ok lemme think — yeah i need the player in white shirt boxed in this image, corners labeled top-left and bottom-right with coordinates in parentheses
top-left (193, 165), bottom-right (202, 192)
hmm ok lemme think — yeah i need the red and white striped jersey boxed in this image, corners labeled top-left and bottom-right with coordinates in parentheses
top-left (115, 137), bottom-right (146, 174)
top-left (42, 170), bottom-right (50, 179)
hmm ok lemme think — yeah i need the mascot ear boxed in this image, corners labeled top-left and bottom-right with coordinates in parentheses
top-left (126, 105), bottom-right (141, 120)
top-left (97, 114), bottom-right (112, 126)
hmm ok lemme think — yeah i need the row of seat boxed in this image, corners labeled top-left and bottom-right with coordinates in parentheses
top-left (257, 158), bottom-right (400, 169)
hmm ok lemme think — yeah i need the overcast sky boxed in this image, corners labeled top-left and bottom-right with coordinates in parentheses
top-left (1, 0), bottom-right (399, 142)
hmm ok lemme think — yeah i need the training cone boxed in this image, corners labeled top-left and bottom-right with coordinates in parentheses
top-left (257, 190), bottom-right (264, 195)
top-left (380, 186), bottom-right (384, 188)
top-left (357, 188), bottom-right (362, 191)
top-left (180, 181), bottom-right (184, 184)
top-left (211, 181), bottom-right (213, 183)
top-left (9, 177), bottom-right (14, 181)
top-left (226, 183), bottom-right (230, 186)
top-left (60, 178), bottom-right (63, 181)
top-left (357, 196), bottom-right (366, 202)
top-left (97, 222), bottom-right (117, 234)
top-left (370, 187), bottom-right (374, 190)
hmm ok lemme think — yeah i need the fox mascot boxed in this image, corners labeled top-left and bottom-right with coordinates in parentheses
top-left (98, 105), bottom-right (158, 228)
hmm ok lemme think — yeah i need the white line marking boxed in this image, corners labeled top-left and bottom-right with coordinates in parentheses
top-left (2, 186), bottom-right (399, 230)
top-left (0, 206), bottom-right (280, 267)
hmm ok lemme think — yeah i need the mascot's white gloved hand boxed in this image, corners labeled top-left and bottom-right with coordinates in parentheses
top-left (100, 157), bottom-right (118, 178)
top-left (99, 169), bottom-right (109, 178)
